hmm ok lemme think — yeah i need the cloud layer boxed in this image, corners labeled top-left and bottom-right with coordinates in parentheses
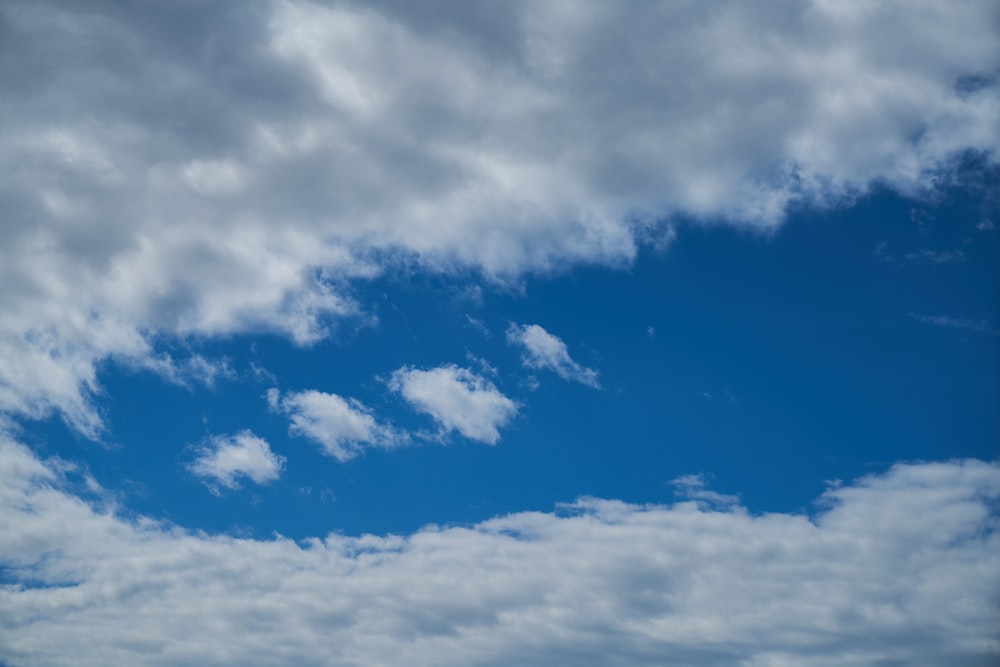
top-left (1, 0), bottom-right (998, 433)
top-left (1, 437), bottom-right (997, 667)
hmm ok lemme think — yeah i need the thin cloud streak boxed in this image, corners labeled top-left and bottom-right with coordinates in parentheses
top-left (909, 313), bottom-right (999, 336)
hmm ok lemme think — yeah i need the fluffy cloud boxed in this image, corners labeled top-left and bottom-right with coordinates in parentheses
top-left (389, 365), bottom-right (517, 444)
top-left (507, 323), bottom-right (600, 388)
top-left (1, 437), bottom-right (998, 667)
top-left (271, 388), bottom-right (402, 461)
top-left (188, 430), bottom-right (285, 491)
top-left (1, 0), bottom-right (998, 433)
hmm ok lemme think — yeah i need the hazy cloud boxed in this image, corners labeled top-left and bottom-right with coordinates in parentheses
top-left (909, 313), bottom-right (999, 336)
top-left (903, 249), bottom-right (967, 264)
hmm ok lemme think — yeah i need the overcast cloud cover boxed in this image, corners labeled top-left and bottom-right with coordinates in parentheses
top-left (1, 0), bottom-right (999, 665)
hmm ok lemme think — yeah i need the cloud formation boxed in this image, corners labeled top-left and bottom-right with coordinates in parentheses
top-left (188, 430), bottom-right (285, 491)
top-left (1, 0), bottom-right (998, 434)
top-left (507, 323), bottom-right (600, 388)
top-left (1, 437), bottom-right (997, 667)
top-left (389, 365), bottom-right (517, 444)
top-left (270, 389), bottom-right (401, 461)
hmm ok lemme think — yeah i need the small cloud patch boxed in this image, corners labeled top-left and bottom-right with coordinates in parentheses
top-left (507, 323), bottom-right (600, 388)
top-left (271, 389), bottom-right (402, 461)
top-left (189, 431), bottom-right (284, 492)
top-left (389, 365), bottom-right (517, 444)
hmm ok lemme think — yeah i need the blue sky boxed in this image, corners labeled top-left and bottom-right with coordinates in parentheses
top-left (1, 2), bottom-right (999, 666)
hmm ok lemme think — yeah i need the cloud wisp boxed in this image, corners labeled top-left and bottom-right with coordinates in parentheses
top-left (389, 365), bottom-right (517, 444)
top-left (188, 431), bottom-right (285, 492)
top-left (2, 438), bottom-right (998, 667)
top-left (1, 0), bottom-right (998, 434)
top-left (909, 313), bottom-right (999, 336)
top-left (507, 323), bottom-right (600, 388)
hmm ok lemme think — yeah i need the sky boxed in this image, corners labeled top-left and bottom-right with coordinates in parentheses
top-left (0, 1), bottom-right (998, 666)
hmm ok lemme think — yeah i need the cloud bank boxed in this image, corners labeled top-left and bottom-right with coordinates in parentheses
top-left (1, 438), bottom-right (998, 667)
top-left (1, 0), bottom-right (998, 434)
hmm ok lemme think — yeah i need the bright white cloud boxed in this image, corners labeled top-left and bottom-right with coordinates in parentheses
top-left (272, 389), bottom-right (401, 461)
top-left (507, 323), bottom-right (600, 388)
top-left (1, 437), bottom-right (998, 667)
top-left (389, 365), bottom-right (517, 444)
top-left (188, 430), bottom-right (285, 491)
top-left (1, 0), bottom-right (998, 433)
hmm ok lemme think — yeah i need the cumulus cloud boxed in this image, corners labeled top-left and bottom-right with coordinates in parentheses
top-left (389, 365), bottom-right (517, 444)
top-left (1, 0), bottom-right (998, 433)
top-left (507, 323), bottom-right (600, 388)
top-left (188, 430), bottom-right (285, 491)
top-left (1, 437), bottom-right (998, 667)
top-left (271, 389), bottom-right (401, 461)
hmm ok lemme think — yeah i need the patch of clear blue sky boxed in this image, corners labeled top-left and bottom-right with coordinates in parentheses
top-left (26, 173), bottom-right (999, 540)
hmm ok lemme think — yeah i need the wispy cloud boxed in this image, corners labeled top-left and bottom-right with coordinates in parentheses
top-left (903, 249), bottom-right (967, 264)
top-left (389, 365), bottom-right (517, 444)
top-left (270, 389), bottom-right (402, 461)
top-left (671, 474), bottom-right (740, 508)
top-left (909, 313), bottom-right (999, 336)
top-left (3, 438), bottom-right (998, 667)
top-left (875, 243), bottom-right (968, 265)
top-left (188, 431), bottom-right (284, 492)
top-left (507, 324), bottom-right (600, 388)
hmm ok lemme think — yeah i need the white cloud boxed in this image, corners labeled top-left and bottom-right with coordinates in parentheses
top-left (507, 323), bottom-right (600, 388)
top-left (188, 431), bottom-right (285, 491)
top-left (1, 0), bottom-right (998, 434)
top-left (1, 437), bottom-right (998, 666)
top-left (272, 389), bottom-right (401, 461)
top-left (389, 365), bottom-right (517, 444)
